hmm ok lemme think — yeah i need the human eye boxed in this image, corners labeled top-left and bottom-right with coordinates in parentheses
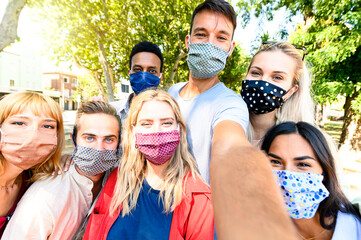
top-left (218, 35), bottom-right (227, 41)
top-left (149, 69), bottom-right (157, 74)
top-left (133, 67), bottom-right (142, 72)
top-left (105, 137), bottom-right (115, 144)
top-left (297, 162), bottom-right (311, 168)
top-left (43, 124), bottom-right (56, 129)
top-left (250, 71), bottom-right (261, 76)
top-left (163, 121), bottom-right (174, 126)
top-left (85, 136), bottom-right (95, 142)
top-left (270, 159), bottom-right (282, 166)
top-left (273, 75), bottom-right (284, 81)
top-left (194, 33), bottom-right (206, 38)
top-left (140, 122), bottom-right (151, 127)
top-left (10, 121), bottom-right (25, 126)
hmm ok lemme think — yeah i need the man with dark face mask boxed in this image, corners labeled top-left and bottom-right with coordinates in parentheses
top-left (111, 41), bottom-right (163, 125)
top-left (3, 101), bottom-right (121, 240)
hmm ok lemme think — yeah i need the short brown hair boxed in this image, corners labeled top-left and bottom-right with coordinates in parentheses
top-left (190, 0), bottom-right (237, 38)
top-left (73, 101), bottom-right (121, 144)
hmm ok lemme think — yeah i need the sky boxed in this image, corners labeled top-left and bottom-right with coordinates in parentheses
top-left (0, 0), bottom-right (303, 68)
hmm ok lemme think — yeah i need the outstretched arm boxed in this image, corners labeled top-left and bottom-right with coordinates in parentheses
top-left (211, 120), bottom-right (298, 239)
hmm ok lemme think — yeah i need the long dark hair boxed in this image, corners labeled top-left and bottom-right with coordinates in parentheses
top-left (261, 121), bottom-right (361, 230)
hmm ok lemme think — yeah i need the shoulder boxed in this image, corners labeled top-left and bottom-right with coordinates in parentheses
top-left (168, 82), bottom-right (187, 96)
top-left (183, 173), bottom-right (211, 199)
top-left (333, 211), bottom-right (361, 239)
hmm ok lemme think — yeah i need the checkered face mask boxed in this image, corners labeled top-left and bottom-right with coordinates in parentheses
top-left (72, 145), bottom-right (119, 176)
top-left (273, 170), bottom-right (329, 219)
top-left (187, 42), bottom-right (229, 79)
top-left (135, 129), bottom-right (180, 165)
top-left (241, 80), bottom-right (288, 114)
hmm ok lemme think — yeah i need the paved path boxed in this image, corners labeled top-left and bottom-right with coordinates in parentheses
top-left (62, 111), bottom-right (76, 155)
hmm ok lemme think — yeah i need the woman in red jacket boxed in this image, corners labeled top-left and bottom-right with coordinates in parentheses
top-left (84, 90), bottom-right (214, 240)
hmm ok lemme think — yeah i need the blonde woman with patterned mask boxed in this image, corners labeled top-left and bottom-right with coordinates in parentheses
top-left (0, 91), bottom-right (64, 237)
top-left (240, 42), bottom-right (314, 147)
top-left (84, 90), bottom-right (214, 240)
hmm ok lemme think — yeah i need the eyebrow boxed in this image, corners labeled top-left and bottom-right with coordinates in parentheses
top-left (138, 117), bottom-right (175, 122)
top-left (10, 115), bottom-right (56, 122)
top-left (250, 66), bottom-right (288, 75)
top-left (81, 133), bottom-right (118, 138)
top-left (268, 153), bottom-right (316, 161)
top-left (193, 27), bottom-right (231, 36)
top-left (132, 64), bottom-right (157, 69)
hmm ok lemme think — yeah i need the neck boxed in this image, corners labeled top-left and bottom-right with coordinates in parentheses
top-left (249, 111), bottom-right (277, 141)
top-left (180, 74), bottom-right (220, 99)
top-left (0, 162), bottom-right (24, 187)
top-left (75, 165), bottom-right (105, 200)
top-left (145, 161), bottom-right (167, 190)
top-left (293, 213), bottom-right (332, 240)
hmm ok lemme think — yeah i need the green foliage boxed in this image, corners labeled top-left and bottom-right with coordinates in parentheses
top-left (29, 0), bottom-right (205, 97)
top-left (237, 0), bottom-right (361, 110)
top-left (219, 44), bottom-right (251, 92)
top-left (73, 73), bottom-right (101, 101)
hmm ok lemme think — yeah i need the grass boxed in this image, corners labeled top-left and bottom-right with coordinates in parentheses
top-left (322, 120), bottom-right (343, 143)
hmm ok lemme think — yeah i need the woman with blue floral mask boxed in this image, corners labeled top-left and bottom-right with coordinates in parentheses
top-left (84, 90), bottom-right (214, 240)
top-left (261, 121), bottom-right (361, 240)
top-left (241, 42), bottom-right (315, 147)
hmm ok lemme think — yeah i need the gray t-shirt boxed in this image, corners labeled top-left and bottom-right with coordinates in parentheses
top-left (169, 82), bottom-right (249, 183)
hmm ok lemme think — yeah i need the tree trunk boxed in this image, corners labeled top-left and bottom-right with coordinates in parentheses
top-left (73, 56), bottom-right (107, 101)
top-left (168, 50), bottom-right (186, 84)
top-left (0, 0), bottom-right (27, 51)
top-left (339, 90), bottom-right (361, 151)
top-left (97, 33), bottom-right (114, 102)
top-left (315, 103), bottom-right (325, 127)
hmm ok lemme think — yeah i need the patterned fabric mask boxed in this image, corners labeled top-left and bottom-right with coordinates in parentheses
top-left (72, 145), bottom-right (119, 176)
top-left (129, 72), bottom-right (160, 95)
top-left (273, 170), bottom-right (329, 219)
top-left (135, 130), bottom-right (180, 165)
top-left (187, 42), bottom-right (229, 79)
top-left (240, 80), bottom-right (288, 114)
top-left (0, 128), bottom-right (57, 169)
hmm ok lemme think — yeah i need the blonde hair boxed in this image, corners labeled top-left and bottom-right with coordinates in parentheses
top-left (0, 91), bottom-right (64, 181)
top-left (247, 42), bottom-right (315, 141)
top-left (110, 90), bottom-right (199, 216)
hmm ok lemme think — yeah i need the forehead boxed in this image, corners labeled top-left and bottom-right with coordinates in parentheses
top-left (192, 9), bottom-right (233, 35)
top-left (131, 52), bottom-right (161, 69)
top-left (269, 134), bottom-right (317, 158)
top-left (78, 113), bottom-right (119, 135)
top-left (251, 51), bottom-right (297, 74)
top-left (7, 106), bottom-right (54, 120)
top-left (137, 100), bottom-right (175, 120)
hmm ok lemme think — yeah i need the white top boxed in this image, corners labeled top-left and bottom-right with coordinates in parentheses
top-left (169, 82), bottom-right (249, 183)
top-left (2, 165), bottom-right (93, 240)
top-left (331, 211), bottom-right (361, 239)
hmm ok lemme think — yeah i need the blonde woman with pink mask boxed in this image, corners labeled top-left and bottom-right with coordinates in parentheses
top-left (0, 91), bottom-right (64, 237)
top-left (84, 90), bottom-right (214, 240)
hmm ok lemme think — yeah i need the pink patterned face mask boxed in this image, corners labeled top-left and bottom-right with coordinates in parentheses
top-left (135, 129), bottom-right (180, 165)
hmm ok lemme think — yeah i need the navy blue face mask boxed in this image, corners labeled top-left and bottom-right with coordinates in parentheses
top-left (129, 72), bottom-right (160, 95)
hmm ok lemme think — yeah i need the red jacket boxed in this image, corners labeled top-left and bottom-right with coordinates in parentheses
top-left (83, 168), bottom-right (214, 240)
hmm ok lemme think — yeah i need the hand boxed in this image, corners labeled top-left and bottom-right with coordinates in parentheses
top-left (52, 154), bottom-right (73, 175)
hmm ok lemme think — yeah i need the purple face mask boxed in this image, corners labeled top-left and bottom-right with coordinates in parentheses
top-left (135, 130), bottom-right (180, 165)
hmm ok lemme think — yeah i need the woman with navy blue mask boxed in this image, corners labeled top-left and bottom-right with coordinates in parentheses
top-left (240, 42), bottom-right (315, 148)
top-left (261, 121), bottom-right (361, 239)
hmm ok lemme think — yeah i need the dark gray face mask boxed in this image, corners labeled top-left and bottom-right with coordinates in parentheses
top-left (240, 80), bottom-right (289, 114)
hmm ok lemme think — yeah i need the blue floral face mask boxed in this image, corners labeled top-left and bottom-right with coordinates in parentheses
top-left (272, 170), bottom-right (329, 219)
top-left (187, 42), bottom-right (230, 79)
top-left (72, 145), bottom-right (119, 176)
top-left (129, 72), bottom-right (160, 95)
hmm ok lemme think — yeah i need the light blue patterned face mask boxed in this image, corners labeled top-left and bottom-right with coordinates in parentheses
top-left (187, 42), bottom-right (230, 79)
top-left (72, 145), bottom-right (119, 176)
top-left (273, 170), bottom-right (329, 219)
